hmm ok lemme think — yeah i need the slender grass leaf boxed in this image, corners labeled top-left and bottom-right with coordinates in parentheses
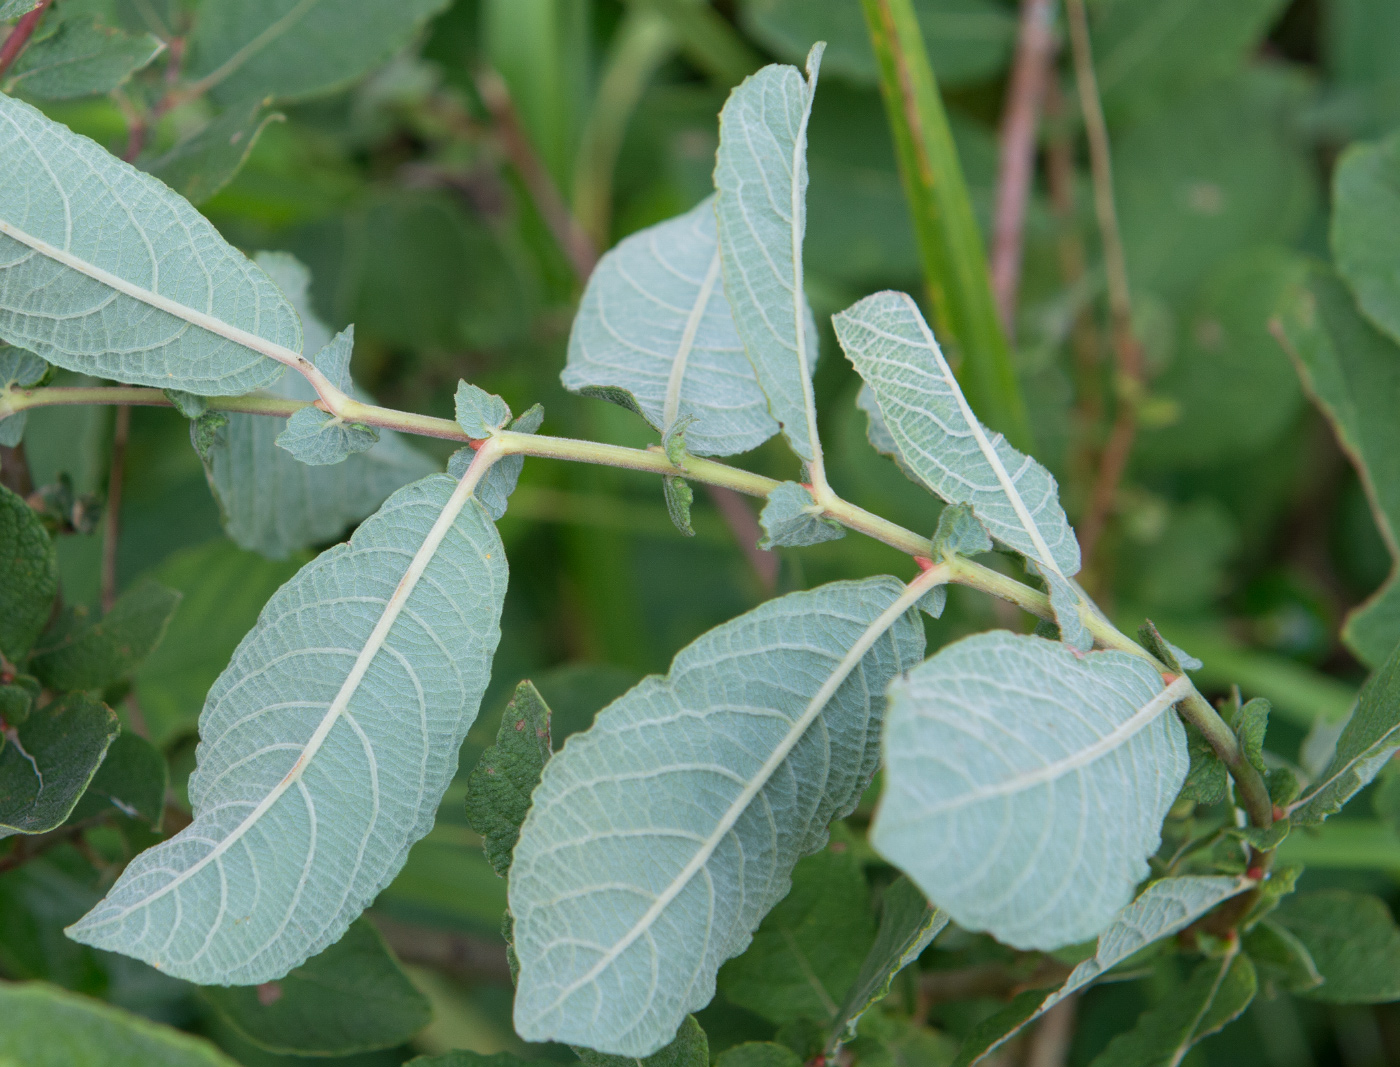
top-left (30, 578), bottom-right (181, 691)
top-left (5, 14), bottom-right (162, 99)
top-left (133, 541), bottom-right (302, 746)
top-left (0, 981), bottom-right (239, 1066)
top-left (714, 48), bottom-right (825, 465)
top-left (186, 0), bottom-right (451, 105)
top-left (65, 728), bottom-right (166, 827)
top-left (0, 483), bottom-right (58, 661)
top-left (563, 196), bottom-right (777, 457)
top-left (201, 253), bottom-right (436, 558)
top-left (66, 473), bottom-right (509, 983)
top-left (1279, 266), bottom-right (1400, 668)
top-left (0, 94), bottom-right (297, 394)
top-left (718, 835), bottom-right (874, 1026)
top-left (143, 100), bottom-right (285, 206)
top-left (758, 481), bottom-right (845, 548)
top-left (829, 876), bottom-right (946, 1053)
top-left (0, 344), bottom-right (49, 447)
top-left (1332, 131), bottom-right (1400, 347)
top-left (465, 680), bottom-right (552, 877)
top-left (200, 918), bottom-right (432, 1055)
top-left (1270, 889), bottom-right (1400, 1003)
top-left (510, 577), bottom-right (927, 1055)
top-left (0, 694), bottom-right (119, 835)
top-left (1088, 953), bottom-right (1256, 1067)
top-left (872, 632), bottom-right (1191, 951)
top-left (834, 291), bottom-right (1086, 646)
top-left (951, 874), bottom-right (1252, 1066)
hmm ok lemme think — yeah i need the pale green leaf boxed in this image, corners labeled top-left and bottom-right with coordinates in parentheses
top-left (0, 981), bottom-right (239, 1066)
top-left (829, 876), bottom-right (947, 1052)
top-left (0, 0), bottom-right (40, 18)
top-left (510, 577), bottom-right (927, 1056)
top-left (0, 694), bottom-right (120, 835)
top-left (951, 875), bottom-right (1252, 1066)
top-left (274, 330), bottom-right (380, 464)
top-left (5, 14), bottom-right (162, 99)
top-left (872, 632), bottom-right (1191, 951)
top-left (758, 481), bottom-right (845, 549)
top-left (465, 680), bottom-right (553, 878)
top-left (30, 578), bottom-right (181, 691)
top-left (562, 196), bottom-right (778, 457)
top-left (930, 504), bottom-right (991, 561)
top-left (0, 344), bottom-right (49, 447)
top-left (67, 473), bottom-right (509, 983)
top-left (447, 403), bottom-right (543, 522)
top-left (833, 291), bottom-right (1086, 644)
top-left (0, 93), bottom-right (296, 395)
top-left (186, 0), bottom-right (451, 104)
top-left (1332, 131), bottom-right (1400, 348)
top-left (200, 917), bottom-right (432, 1055)
top-left (714, 49), bottom-right (824, 465)
top-left (718, 835), bottom-right (874, 1026)
top-left (1088, 953), bottom-right (1256, 1067)
top-left (1271, 889), bottom-right (1400, 1003)
top-left (143, 100), bottom-right (284, 206)
top-left (739, 0), bottom-right (1014, 88)
top-left (0, 483), bottom-right (58, 661)
top-left (454, 380), bottom-right (512, 439)
top-left (202, 253), bottom-right (436, 558)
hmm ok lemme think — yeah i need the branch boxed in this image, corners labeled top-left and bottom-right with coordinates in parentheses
top-left (0, 0), bottom-right (53, 80)
top-left (990, 0), bottom-right (1059, 338)
top-left (1064, 0), bottom-right (1144, 568)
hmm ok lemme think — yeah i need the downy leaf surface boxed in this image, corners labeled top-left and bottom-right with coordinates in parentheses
top-left (834, 291), bottom-right (1088, 647)
top-left (0, 94), bottom-right (295, 395)
top-left (67, 474), bottom-right (509, 984)
top-left (510, 577), bottom-right (926, 1056)
top-left (758, 481), bottom-right (845, 548)
top-left (0, 694), bottom-right (120, 835)
top-left (951, 875), bottom-right (1253, 1066)
top-left (29, 578), bottom-right (181, 691)
top-left (201, 253), bottom-right (436, 558)
top-left (562, 196), bottom-right (778, 457)
top-left (274, 327), bottom-right (379, 465)
top-left (0, 981), bottom-right (238, 1066)
top-left (186, 0), bottom-right (452, 105)
top-left (200, 918), bottom-right (432, 1055)
top-left (714, 48), bottom-right (825, 464)
top-left (0, 343), bottom-right (48, 447)
top-left (464, 679), bottom-right (553, 877)
top-left (872, 631), bottom-right (1191, 951)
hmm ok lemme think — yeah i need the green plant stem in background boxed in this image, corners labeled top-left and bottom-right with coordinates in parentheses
top-left (860, 0), bottom-right (1033, 452)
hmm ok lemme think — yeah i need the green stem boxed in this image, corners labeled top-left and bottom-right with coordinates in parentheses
top-left (860, 0), bottom-right (1034, 452)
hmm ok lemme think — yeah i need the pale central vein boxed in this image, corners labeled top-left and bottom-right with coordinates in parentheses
top-left (537, 564), bottom-right (947, 1015)
top-left (662, 250), bottom-right (721, 434)
top-left (79, 471), bottom-right (483, 925)
top-left (0, 217), bottom-right (301, 370)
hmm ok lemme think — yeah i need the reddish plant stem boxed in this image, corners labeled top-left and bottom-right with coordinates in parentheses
top-left (0, 0), bottom-right (53, 79)
top-left (705, 485), bottom-right (777, 592)
top-left (101, 405), bottom-right (131, 613)
top-left (1063, 0), bottom-right (1143, 570)
top-left (476, 67), bottom-right (598, 282)
top-left (990, 0), bottom-right (1059, 338)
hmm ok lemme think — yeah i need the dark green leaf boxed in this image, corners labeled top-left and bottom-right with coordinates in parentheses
top-left (1088, 953), bottom-right (1257, 1067)
top-left (718, 835), bottom-right (874, 1026)
top-left (1244, 920), bottom-right (1322, 994)
top-left (1236, 698), bottom-right (1270, 776)
top-left (1137, 621), bottom-right (1203, 675)
top-left (6, 13), bottom-right (162, 99)
top-left (30, 578), bottom-right (181, 691)
top-left (0, 980), bottom-right (238, 1065)
top-left (1277, 266), bottom-right (1400, 669)
top-left (714, 1043), bottom-right (801, 1067)
top-left (132, 540), bottom-right (301, 746)
top-left (407, 1055), bottom-right (538, 1067)
top-left (1271, 890), bottom-right (1400, 1003)
top-left (144, 100), bottom-right (285, 206)
top-left (65, 729), bottom-right (166, 827)
top-left (1177, 723), bottom-right (1229, 807)
top-left (454, 380), bottom-right (513, 439)
top-left (465, 680), bottom-right (552, 878)
top-left (758, 482), bottom-right (846, 549)
top-left (577, 1014), bottom-right (709, 1067)
top-left (200, 918), bottom-right (432, 1055)
top-left (0, 483), bottom-right (58, 662)
top-left (186, 0), bottom-right (451, 104)
top-left (1333, 131), bottom-right (1400, 348)
top-left (0, 694), bottom-right (119, 834)
top-left (828, 876), bottom-right (946, 1051)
